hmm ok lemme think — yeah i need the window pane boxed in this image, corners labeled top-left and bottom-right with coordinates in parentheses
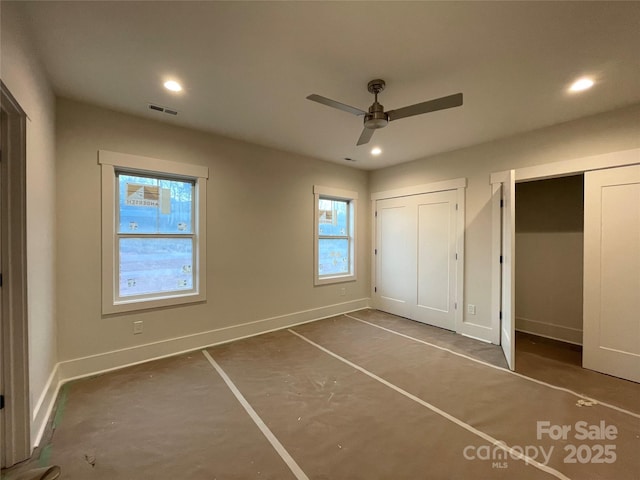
top-left (118, 174), bottom-right (193, 234)
top-left (119, 238), bottom-right (193, 297)
top-left (318, 198), bottom-right (348, 236)
top-left (318, 238), bottom-right (349, 276)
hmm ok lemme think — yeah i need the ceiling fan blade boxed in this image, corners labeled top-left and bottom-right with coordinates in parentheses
top-left (357, 127), bottom-right (375, 146)
top-left (306, 94), bottom-right (366, 116)
top-left (387, 93), bottom-right (463, 122)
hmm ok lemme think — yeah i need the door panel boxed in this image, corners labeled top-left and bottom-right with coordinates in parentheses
top-left (584, 165), bottom-right (640, 382)
top-left (417, 202), bottom-right (449, 311)
top-left (415, 191), bottom-right (457, 330)
top-left (501, 171), bottom-right (515, 371)
top-left (375, 190), bottom-right (458, 330)
top-left (376, 198), bottom-right (415, 318)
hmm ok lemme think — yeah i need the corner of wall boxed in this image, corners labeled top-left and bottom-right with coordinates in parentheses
top-left (30, 363), bottom-right (61, 448)
top-left (2, 0), bottom-right (59, 451)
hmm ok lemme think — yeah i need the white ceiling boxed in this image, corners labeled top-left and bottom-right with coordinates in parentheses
top-left (17, 1), bottom-right (640, 170)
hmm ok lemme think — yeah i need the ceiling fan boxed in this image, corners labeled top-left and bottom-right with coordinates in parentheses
top-left (307, 79), bottom-right (463, 146)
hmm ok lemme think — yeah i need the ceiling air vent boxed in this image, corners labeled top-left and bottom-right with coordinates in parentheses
top-left (148, 103), bottom-right (178, 116)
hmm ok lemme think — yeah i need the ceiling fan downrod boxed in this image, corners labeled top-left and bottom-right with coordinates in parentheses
top-left (365, 79), bottom-right (389, 129)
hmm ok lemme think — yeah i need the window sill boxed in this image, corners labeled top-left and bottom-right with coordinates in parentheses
top-left (103, 291), bottom-right (206, 315)
top-left (314, 274), bottom-right (357, 286)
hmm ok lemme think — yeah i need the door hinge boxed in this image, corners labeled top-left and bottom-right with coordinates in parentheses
top-left (0, 395), bottom-right (4, 410)
top-left (455, 253), bottom-right (458, 260)
top-left (500, 199), bottom-right (504, 208)
top-left (455, 302), bottom-right (457, 310)
top-left (374, 287), bottom-right (377, 293)
top-left (0, 273), bottom-right (2, 287)
top-left (499, 255), bottom-right (503, 264)
top-left (455, 203), bottom-right (458, 211)
top-left (499, 311), bottom-right (503, 320)
top-left (375, 211), bottom-right (378, 217)
top-left (375, 248), bottom-right (377, 255)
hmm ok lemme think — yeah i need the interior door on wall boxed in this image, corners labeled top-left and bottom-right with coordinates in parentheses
top-left (376, 196), bottom-right (415, 319)
top-left (501, 171), bottom-right (515, 371)
top-left (375, 190), bottom-right (458, 331)
top-left (583, 164), bottom-right (640, 383)
top-left (414, 190), bottom-right (458, 330)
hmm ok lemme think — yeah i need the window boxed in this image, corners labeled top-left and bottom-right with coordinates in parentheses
top-left (100, 151), bottom-right (208, 313)
top-left (314, 185), bottom-right (357, 285)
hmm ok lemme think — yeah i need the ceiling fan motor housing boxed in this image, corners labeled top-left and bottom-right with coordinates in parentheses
top-left (365, 102), bottom-right (389, 129)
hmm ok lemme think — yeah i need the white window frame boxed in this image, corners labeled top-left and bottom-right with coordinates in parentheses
top-left (314, 185), bottom-right (358, 286)
top-left (99, 150), bottom-right (208, 314)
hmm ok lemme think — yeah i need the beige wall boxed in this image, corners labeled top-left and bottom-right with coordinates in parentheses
top-left (370, 104), bottom-right (640, 342)
top-left (515, 175), bottom-right (584, 344)
top-left (1, 1), bottom-right (58, 441)
top-left (56, 98), bottom-right (369, 364)
top-left (5, 0), bottom-right (640, 441)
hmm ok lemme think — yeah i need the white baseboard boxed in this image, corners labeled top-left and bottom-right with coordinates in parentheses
top-left (31, 363), bottom-right (61, 448)
top-left (58, 298), bottom-right (370, 383)
top-left (30, 299), bottom-right (369, 448)
top-left (515, 316), bottom-right (583, 345)
top-left (459, 321), bottom-right (495, 344)
top-left (461, 332), bottom-right (492, 344)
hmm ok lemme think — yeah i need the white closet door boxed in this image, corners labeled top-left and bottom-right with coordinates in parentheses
top-left (414, 190), bottom-right (458, 330)
top-left (376, 196), bottom-right (416, 319)
top-left (583, 165), bottom-right (640, 382)
top-left (375, 190), bottom-right (458, 330)
top-left (501, 171), bottom-right (515, 371)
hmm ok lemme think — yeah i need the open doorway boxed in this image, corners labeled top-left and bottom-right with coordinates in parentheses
top-left (514, 175), bottom-right (584, 371)
top-left (493, 151), bottom-right (639, 385)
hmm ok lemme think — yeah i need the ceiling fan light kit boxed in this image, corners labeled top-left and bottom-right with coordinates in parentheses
top-left (307, 79), bottom-right (463, 146)
top-left (364, 79), bottom-right (389, 130)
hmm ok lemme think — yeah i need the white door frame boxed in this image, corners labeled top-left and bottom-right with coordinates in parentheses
top-left (0, 82), bottom-right (31, 467)
top-left (371, 177), bottom-right (466, 334)
top-left (490, 148), bottom-right (640, 367)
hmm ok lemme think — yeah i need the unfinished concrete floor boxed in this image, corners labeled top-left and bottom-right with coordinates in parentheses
top-left (4, 309), bottom-right (639, 479)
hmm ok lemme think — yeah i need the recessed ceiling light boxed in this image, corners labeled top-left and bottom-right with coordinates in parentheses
top-left (164, 80), bottom-right (182, 92)
top-left (569, 77), bottom-right (594, 93)
top-left (371, 147), bottom-right (382, 156)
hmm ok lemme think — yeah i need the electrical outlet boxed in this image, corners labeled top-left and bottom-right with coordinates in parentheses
top-left (467, 304), bottom-right (476, 315)
top-left (340, 287), bottom-right (346, 296)
top-left (133, 321), bottom-right (143, 335)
